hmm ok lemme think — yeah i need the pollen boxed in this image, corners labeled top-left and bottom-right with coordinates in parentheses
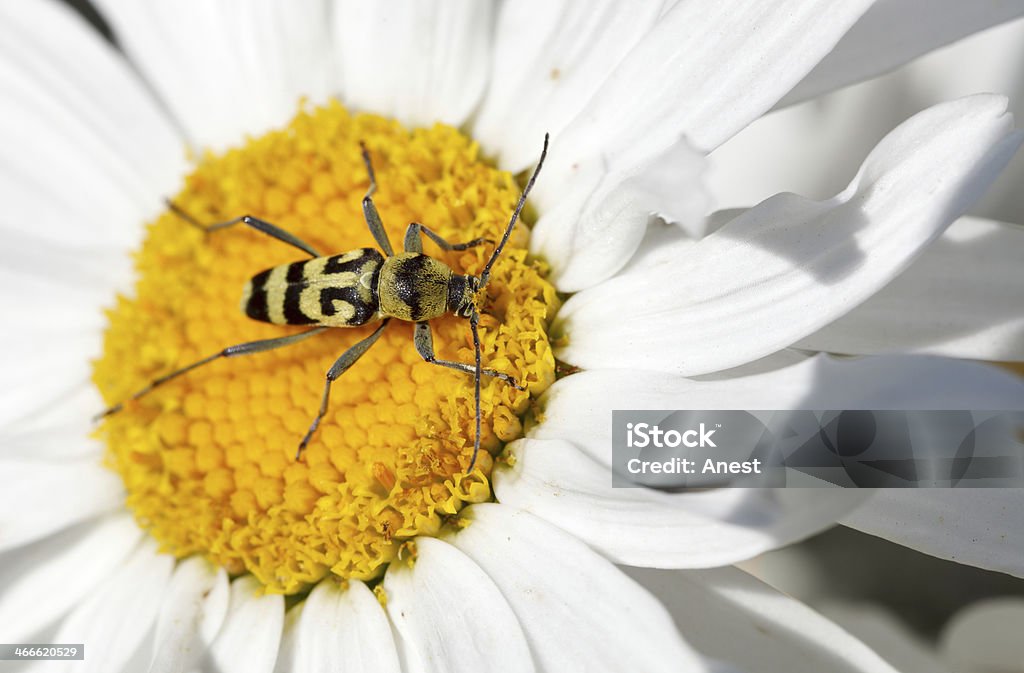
top-left (92, 103), bottom-right (557, 594)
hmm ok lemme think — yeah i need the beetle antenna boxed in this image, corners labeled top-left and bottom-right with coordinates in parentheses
top-left (467, 313), bottom-right (483, 473)
top-left (479, 133), bottom-right (549, 289)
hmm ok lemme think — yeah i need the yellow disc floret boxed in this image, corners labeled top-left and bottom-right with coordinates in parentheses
top-left (93, 103), bottom-right (557, 594)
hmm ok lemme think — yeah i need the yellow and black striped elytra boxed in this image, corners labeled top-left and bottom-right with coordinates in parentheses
top-left (98, 135), bottom-right (549, 473)
top-left (242, 248), bottom-right (383, 327)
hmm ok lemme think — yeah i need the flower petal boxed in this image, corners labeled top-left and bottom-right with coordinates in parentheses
top-left (0, 0), bottom-right (184, 249)
top-left (0, 416), bottom-right (104, 461)
top-left (940, 598), bottom-right (1024, 672)
top-left (0, 457), bottom-right (123, 552)
top-left (0, 384), bottom-right (103, 442)
top-left (272, 604), bottom-right (301, 673)
top-left (0, 514), bottom-right (141, 643)
top-left (540, 0), bottom-right (873, 172)
top-left (473, 0), bottom-right (670, 173)
top-left (0, 233), bottom-right (122, 430)
top-left (528, 0), bottom-right (875, 291)
top-left (798, 217), bottom-right (1024, 360)
top-left (382, 537), bottom-right (533, 673)
top-left (288, 580), bottom-right (400, 673)
top-left (448, 504), bottom-right (706, 673)
top-left (0, 0), bottom-right (183, 433)
top-left (512, 355), bottom-right (1024, 567)
top-left (205, 576), bottom-right (284, 673)
top-left (495, 438), bottom-right (865, 568)
top-left (0, 352), bottom-right (95, 432)
top-left (530, 138), bottom-right (709, 292)
top-left (693, 349), bottom-right (815, 381)
top-left (93, 0), bottom-right (333, 151)
top-left (48, 539), bottom-right (174, 673)
top-left (0, 231), bottom-right (129, 309)
top-left (842, 490), bottom-right (1024, 578)
top-left (627, 566), bottom-right (900, 673)
top-left (557, 95), bottom-right (1022, 375)
top-left (147, 557), bottom-right (230, 673)
top-left (534, 356), bottom-right (1024, 468)
top-left (333, 0), bottom-right (493, 128)
top-left (708, 18), bottom-right (1024, 218)
top-left (779, 0), bottom-right (1024, 108)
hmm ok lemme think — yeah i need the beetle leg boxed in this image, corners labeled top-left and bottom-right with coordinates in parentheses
top-left (165, 200), bottom-right (321, 258)
top-left (469, 313), bottom-right (482, 472)
top-left (413, 322), bottom-right (524, 389)
top-left (95, 327), bottom-right (329, 420)
top-left (402, 222), bottom-right (491, 254)
top-left (414, 319), bottom-right (517, 473)
top-left (359, 143), bottom-right (395, 257)
top-left (297, 319), bottom-right (392, 458)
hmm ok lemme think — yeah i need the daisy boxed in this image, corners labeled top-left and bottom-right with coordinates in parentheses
top-left (2, 2), bottom-right (1024, 673)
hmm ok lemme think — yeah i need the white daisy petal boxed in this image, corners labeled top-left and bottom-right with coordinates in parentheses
top-left (708, 15), bottom-right (1024, 217)
top-left (147, 557), bottom-right (230, 673)
top-left (0, 0), bottom-right (184, 249)
top-left (49, 539), bottom-right (174, 673)
top-left (383, 537), bottom-right (533, 673)
top-left (495, 438), bottom-right (865, 568)
top-left (528, 0), bottom-right (875, 291)
top-left (0, 351), bottom-right (96, 433)
top-left (779, 0), bottom-right (1024, 108)
top-left (511, 355), bottom-right (1024, 567)
top-left (693, 349), bottom-right (815, 381)
top-left (797, 217), bottom-right (1024, 360)
top-left (0, 458), bottom-right (123, 552)
top-left (474, 0), bottom-right (671, 172)
top-left (539, 0), bottom-right (873, 173)
top-left (557, 95), bottom-right (1022, 375)
top-left (0, 384), bottom-right (103, 440)
top-left (0, 231), bottom-right (127, 300)
top-left (612, 206), bottom-right (760, 289)
top-left (93, 0), bottom-right (333, 151)
top-left (0, 416), bottom-right (104, 461)
top-left (627, 566), bottom-right (900, 673)
top-left (205, 576), bottom-right (284, 673)
top-left (842, 490), bottom-right (1024, 578)
top-left (617, 218), bottom-right (699, 275)
top-left (289, 580), bottom-right (400, 673)
top-left (0, 234), bottom-right (120, 429)
top-left (0, 514), bottom-right (141, 643)
top-left (0, 294), bottom-right (103, 347)
top-left (530, 138), bottom-right (710, 292)
top-left (0, 2), bottom-right (170, 427)
top-left (448, 504), bottom-right (706, 673)
top-left (533, 356), bottom-right (1024, 466)
top-left (940, 598), bottom-right (1024, 673)
top-left (333, 0), bottom-right (493, 128)
top-left (271, 603), bottom-right (301, 673)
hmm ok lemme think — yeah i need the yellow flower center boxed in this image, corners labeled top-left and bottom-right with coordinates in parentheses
top-left (92, 103), bottom-right (557, 594)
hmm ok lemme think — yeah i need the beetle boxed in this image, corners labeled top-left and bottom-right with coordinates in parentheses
top-left (97, 134), bottom-right (549, 473)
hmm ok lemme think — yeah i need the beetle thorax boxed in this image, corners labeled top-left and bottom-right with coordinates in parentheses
top-left (378, 252), bottom-right (454, 322)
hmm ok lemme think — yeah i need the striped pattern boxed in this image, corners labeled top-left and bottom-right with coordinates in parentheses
top-left (241, 248), bottom-right (384, 327)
